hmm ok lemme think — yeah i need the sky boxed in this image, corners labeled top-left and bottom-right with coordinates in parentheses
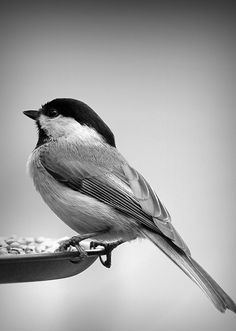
top-left (0, 1), bottom-right (236, 330)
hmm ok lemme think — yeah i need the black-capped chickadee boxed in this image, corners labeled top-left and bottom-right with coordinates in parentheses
top-left (23, 98), bottom-right (235, 313)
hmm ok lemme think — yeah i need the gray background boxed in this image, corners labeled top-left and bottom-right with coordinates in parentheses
top-left (0, 1), bottom-right (235, 330)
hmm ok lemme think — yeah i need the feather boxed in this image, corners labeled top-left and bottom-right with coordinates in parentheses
top-left (141, 228), bottom-right (236, 313)
top-left (40, 141), bottom-right (189, 254)
top-left (122, 164), bottom-right (190, 255)
top-left (27, 101), bottom-right (235, 313)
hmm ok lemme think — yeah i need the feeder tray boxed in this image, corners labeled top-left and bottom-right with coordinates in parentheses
top-left (0, 247), bottom-right (105, 283)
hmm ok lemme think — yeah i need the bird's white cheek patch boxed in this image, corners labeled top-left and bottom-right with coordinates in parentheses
top-left (39, 114), bottom-right (81, 139)
top-left (38, 114), bottom-right (102, 142)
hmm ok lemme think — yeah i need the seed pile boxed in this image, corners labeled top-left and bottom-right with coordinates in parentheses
top-left (0, 235), bottom-right (72, 255)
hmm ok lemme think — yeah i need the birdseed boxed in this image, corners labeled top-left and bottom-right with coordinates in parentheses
top-left (0, 235), bottom-right (77, 255)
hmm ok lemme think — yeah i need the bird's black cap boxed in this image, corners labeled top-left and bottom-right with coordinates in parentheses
top-left (24, 98), bottom-right (116, 148)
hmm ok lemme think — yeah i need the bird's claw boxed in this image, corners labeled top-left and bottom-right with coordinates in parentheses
top-left (90, 240), bottom-right (124, 268)
top-left (56, 236), bottom-right (88, 259)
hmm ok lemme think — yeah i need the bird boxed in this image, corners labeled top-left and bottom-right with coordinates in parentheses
top-left (23, 98), bottom-right (236, 313)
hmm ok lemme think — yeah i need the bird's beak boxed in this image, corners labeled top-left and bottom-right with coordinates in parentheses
top-left (23, 110), bottom-right (39, 120)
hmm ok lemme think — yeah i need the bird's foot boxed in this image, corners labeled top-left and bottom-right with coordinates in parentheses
top-left (56, 233), bottom-right (98, 259)
top-left (90, 239), bottom-right (124, 268)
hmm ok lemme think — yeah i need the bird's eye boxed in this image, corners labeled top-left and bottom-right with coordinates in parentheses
top-left (47, 109), bottom-right (59, 118)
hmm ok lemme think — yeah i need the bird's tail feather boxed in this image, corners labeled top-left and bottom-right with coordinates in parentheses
top-left (141, 228), bottom-right (236, 313)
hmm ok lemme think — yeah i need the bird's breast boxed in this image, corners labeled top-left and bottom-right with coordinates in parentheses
top-left (27, 148), bottom-right (139, 241)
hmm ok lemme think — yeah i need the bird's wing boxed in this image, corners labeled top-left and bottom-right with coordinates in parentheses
top-left (118, 164), bottom-right (190, 255)
top-left (40, 144), bottom-right (190, 255)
